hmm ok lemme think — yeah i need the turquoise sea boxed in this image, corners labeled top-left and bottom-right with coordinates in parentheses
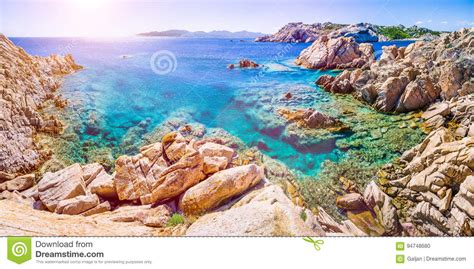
top-left (11, 37), bottom-right (414, 177)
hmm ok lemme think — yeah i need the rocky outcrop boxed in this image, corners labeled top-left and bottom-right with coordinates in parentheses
top-left (0, 174), bottom-right (34, 191)
top-left (239, 59), bottom-right (259, 68)
top-left (257, 22), bottom-right (440, 43)
top-left (332, 178), bottom-right (401, 236)
top-left (186, 184), bottom-right (325, 236)
top-left (38, 163), bottom-right (87, 211)
top-left (0, 34), bottom-right (82, 175)
top-left (1, 130), bottom-right (323, 236)
top-left (317, 28), bottom-right (473, 112)
top-left (179, 164), bottom-right (264, 215)
top-left (378, 95), bottom-right (474, 235)
top-left (295, 36), bottom-right (374, 70)
top-left (0, 200), bottom-right (164, 236)
top-left (255, 22), bottom-right (345, 43)
top-left (139, 134), bottom-right (207, 204)
top-left (37, 162), bottom-right (114, 214)
top-left (198, 142), bottom-right (234, 174)
top-left (55, 194), bottom-right (100, 215)
top-left (329, 22), bottom-right (380, 43)
top-left (87, 169), bottom-right (116, 198)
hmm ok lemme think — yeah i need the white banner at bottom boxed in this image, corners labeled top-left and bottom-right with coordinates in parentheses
top-left (0, 237), bottom-right (472, 268)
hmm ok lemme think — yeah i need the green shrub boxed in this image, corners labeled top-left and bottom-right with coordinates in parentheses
top-left (166, 213), bottom-right (185, 227)
top-left (300, 210), bottom-right (308, 221)
top-left (378, 27), bottom-right (411, 40)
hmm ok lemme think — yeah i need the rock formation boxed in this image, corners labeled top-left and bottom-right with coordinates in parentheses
top-left (378, 95), bottom-right (474, 235)
top-left (186, 184), bottom-right (325, 236)
top-left (329, 22), bottom-right (380, 43)
top-left (295, 36), bottom-right (374, 70)
top-left (0, 34), bottom-right (82, 176)
top-left (255, 22), bottom-right (345, 43)
top-left (1, 130), bottom-right (327, 236)
top-left (179, 164), bottom-right (264, 215)
top-left (317, 28), bottom-right (473, 112)
top-left (238, 59), bottom-right (259, 68)
top-left (256, 22), bottom-right (440, 43)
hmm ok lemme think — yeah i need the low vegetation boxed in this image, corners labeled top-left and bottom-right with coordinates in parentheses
top-left (377, 25), bottom-right (441, 40)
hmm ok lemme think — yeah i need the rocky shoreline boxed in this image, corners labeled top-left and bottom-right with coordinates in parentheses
top-left (0, 34), bottom-right (82, 178)
top-left (315, 28), bottom-right (473, 112)
top-left (255, 22), bottom-right (440, 43)
top-left (0, 28), bottom-right (473, 236)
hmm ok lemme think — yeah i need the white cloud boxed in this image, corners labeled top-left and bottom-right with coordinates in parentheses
top-left (441, 21), bottom-right (448, 24)
top-left (415, 21), bottom-right (423, 25)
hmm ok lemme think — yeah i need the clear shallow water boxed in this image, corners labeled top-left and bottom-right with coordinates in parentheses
top-left (11, 37), bottom-right (414, 176)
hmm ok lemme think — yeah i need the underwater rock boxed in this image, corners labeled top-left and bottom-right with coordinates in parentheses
top-left (0, 34), bottom-right (82, 175)
top-left (319, 28), bottom-right (474, 112)
top-left (295, 35), bottom-right (374, 70)
top-left (179, 164), bottom-right (264, 215)
top-left (277, 107), bottom-right (344, 129)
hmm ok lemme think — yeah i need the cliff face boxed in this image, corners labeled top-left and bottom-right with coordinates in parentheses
top-left (0, 34), bottom-right (82, 176)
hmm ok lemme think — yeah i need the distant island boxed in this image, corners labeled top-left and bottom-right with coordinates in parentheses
top-left (138, 23), bottom-right (443, 42)
top-left (137, 29), bottom-right (267, 38)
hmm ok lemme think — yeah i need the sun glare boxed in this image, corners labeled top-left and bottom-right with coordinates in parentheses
top-left (69, 0), bottom-right (107, 9)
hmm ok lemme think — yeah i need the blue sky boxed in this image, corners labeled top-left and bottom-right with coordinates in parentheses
top-left (0, 0), bottom-right (472, 37)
